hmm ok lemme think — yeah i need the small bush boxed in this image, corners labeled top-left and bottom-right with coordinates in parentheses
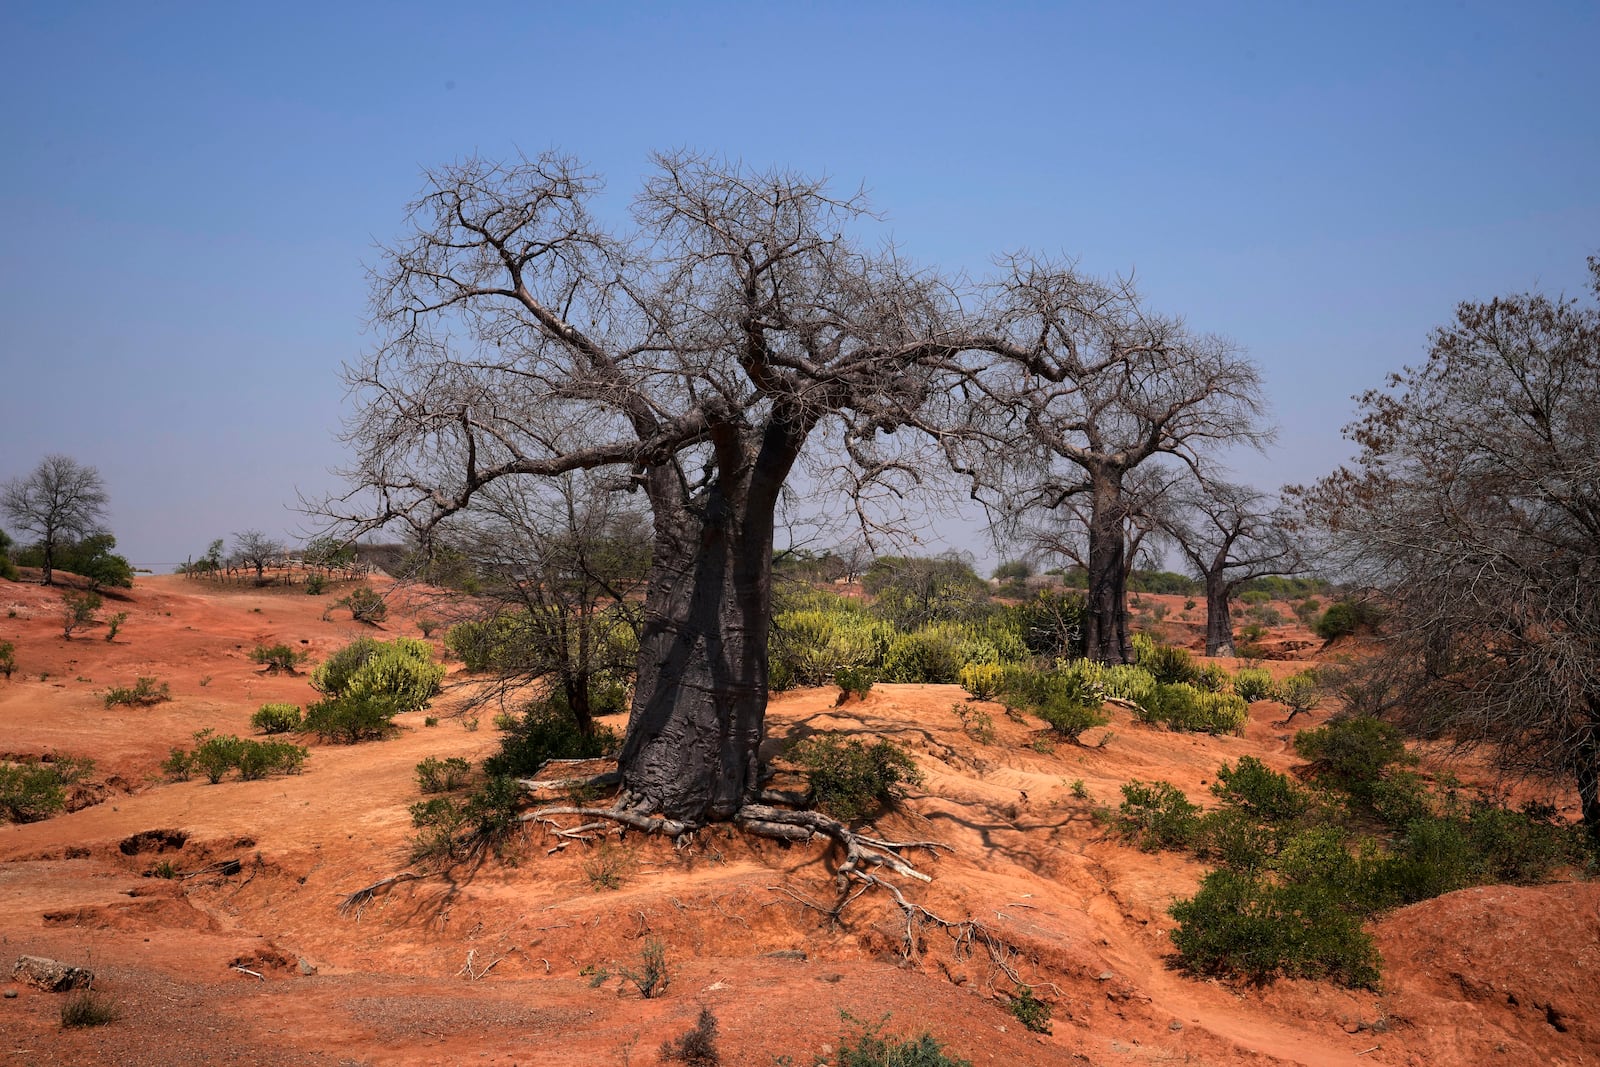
top-left (1137, 683), bottom-right (1247, 734)
top-left (304, 573), bottom-right (326, 595)
top-left (1193, 662), bottom-right (1228, 693)
top-left (583, 838), bottom-right (634, 891)
top-left (60, 987), bottom-right (120, 1028)
top-left (618, 938), bottom-right (670, 998)
top-left (822, 1013), bottom-right (972, 1067)
top-left (1115, 780), bottom-right (1201, 851)
top-left (1211, 756), bottom-right (1311, 824)
top-left (1293, 716), bottom-right (1415, 806)
top-left (1008, 985), bottom-right (1052, 1034)
top-left (1138, 641), bottom-right (1200, 685)
top-left (104, 611), bottom-right (128, 641)
top-left (251, 703), bottom-right (302, 734)
top-left (312, 637), bottom-right (443, 712)
top-left (249, 643), bottom-right (308, 674)
top-left (160, 746), bottom-right (194, 781)
top-left (660, 1005), bottom-right (720, 1066)
top-left (1169, 869), bottom-right (1381, 988)
top-left (482, 700), bottom-right (619, 779)
top-left (1, 754), bottom-right (94, 823)
top-left (791, 733), bottom-right (923, 822)
top-left (999, 665), bottom-right (1109, 741)
top-left (339, 586), bottom-right (388, 623)
top-left (416, 755), bottom-right (472, 793)
top-left (951, 702), bottom-right (995, 745)
top-left (301, 692), bottom-right (401, 743)
top-left (1275, 669), bottom-right (1322, 718)
top-left (234, 739), bottom-right (308, 780)
top-left (835, 665), bottom-right (876, 699)
top-left (1232, 667), bottom-right (1274, 702)
top-left (1314, 599), bottom-right (1382, 641)
top-left (958, 662), bottom-right (1004, 700)
top-left (104, 676), bottom-right (171, 707)
top-left (60, 590), bottom-right (102, 639)
top-left (0, 639), bottom-right (14, 679)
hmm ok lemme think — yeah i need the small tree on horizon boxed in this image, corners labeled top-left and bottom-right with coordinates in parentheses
top-left (2, 455), bottom-right (110, 587)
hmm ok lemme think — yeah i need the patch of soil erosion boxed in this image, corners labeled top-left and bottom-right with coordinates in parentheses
top-left (0, 574), bottom-right (1594, 1065)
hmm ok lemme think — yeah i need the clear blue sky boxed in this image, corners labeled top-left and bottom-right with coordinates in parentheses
top-left (2, 1), bottom-right (1595, 570)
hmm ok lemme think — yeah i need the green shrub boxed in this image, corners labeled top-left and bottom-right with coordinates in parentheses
top-left (249, 643), bottom-right (308, 674)
top-left (1232, 667), bottom-right (1274, 702)
top-left (60, 590), bottom-right (102, 639)
top-left (1, 754), bottom-right (94, 822)
top-left (769, 605), bottom-right (893, 689)
top-left (1115, 780), bottom-right (1201, 851)
top-left (311, 637), bottom-right (443, 712)
top-left (250, 703), bottom-right (302, 734)
top-left (1211, 756), bottom-right (1311, 824)
top-left (416, 755), bottom-right (472, 793)
top-left (104, 611), bottom-right (128, 641)
top-left (618, 938), bottom-right (670, 999)
top-left (0, 639), bottom-right (14, 679)
top-left (835, 665), bottom-right (877, 699)
top-left (481, 700), bottom-right (619, 779)
top-left (951, 702), bottom-right (996, 745)
top-left (409, 773), bottom-right (525, 863)
top-left (1293, 716), bottom-right (1415, 806)
top-left (1003, 590), bottom-right (1087, 659)
top-left (304, 573), bottom-right (326, 595)
top-left (998, 666), bottom-right (1109, 741)
top-left (1137, 641), bottom-right (1200, 685)
top-left (104, 676), bottom-right (170, 707)
top-left (958, 662), bottom-right (1004, 700)
top-left (1008, 985), bottom-right (1052, 1034)
top-left (1169, 869), bottom-right (1380, 988)
top-left (1194, 662), bottom-right (1229, 693)
top-left (160, 746), bottom-right (193, 781)
top-left (791, 733), bottom-right (923, 822)
top-left (1137, 683), bottom-right (1247, 734)
top-left (234, 739), bottom-right (308, 780)
top-left (1237, 589), bottom-right (1272, 606)
top-left (301, 693), bottom-right (401, 743)
top-left (1464, 801), bottom-right (1585, 884)
top-left (338, 586), bottom-right (388, 623)
top-left (1274, 670), bottom-right (1321, 718)
top-left (1313, 599), bottom-right (1382, 641)
top-left (822, 1014), bottom-right (972, 1067)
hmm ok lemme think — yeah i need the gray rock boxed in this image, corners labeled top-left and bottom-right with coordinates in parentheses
top-left (13, 956), bottom-right (94, 992)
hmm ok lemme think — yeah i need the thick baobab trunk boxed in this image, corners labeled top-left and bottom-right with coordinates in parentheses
top-left (617, 422), bottom-right (801, 826)
top-left (1083, 472), bottom-right (1132, 665)
top-left (1204, 575), bottom-right (1236, 656)
top-left (1577, 712), bottom-right (1600, 848)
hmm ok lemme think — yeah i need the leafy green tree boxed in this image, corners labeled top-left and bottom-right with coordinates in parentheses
top-left (2, 455), bottom-right (109, 586)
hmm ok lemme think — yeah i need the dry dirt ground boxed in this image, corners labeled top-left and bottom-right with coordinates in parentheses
top-left (1, 575), bottom-right (1595, 1066)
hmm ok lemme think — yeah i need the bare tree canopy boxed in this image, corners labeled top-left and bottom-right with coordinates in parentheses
top-left (1293, 257), bottom-right (1600, 841)
top-left (1158, 479), bottom-right (1302, 656)
top-left (231, 529), bottom-right (284, 580)
top-left (975, 259), bottom-right (1271, 663)
top-left (1, 455), bottom-right (109, 587)
top-left (336, 151), bottom-right (981, 828)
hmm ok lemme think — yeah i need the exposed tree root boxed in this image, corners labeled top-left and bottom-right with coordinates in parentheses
top-left (337, 871), bottom-right (422, 918)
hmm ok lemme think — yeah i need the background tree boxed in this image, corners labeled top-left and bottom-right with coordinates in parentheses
top-left (231, 529), bottom-right (283, 581)
top-left (336, 152), bottom-right (979, 831)
top-left (0, 528), bottom-right (17, 582)
top-left (36, 533), bottom-right (134, 592)
top-left (1, 455), bottom-right (109, 586)
top-left (1294, 257), bottom-right (1600, 842)
top-left (439, 474), bottom-right (650, 739)
top-left (862, 554), bottom-right (990, 629)
top-left (1157, 479), bottom-right (1302, 656)
top-left (977, 261), bottom-right (1270, 663)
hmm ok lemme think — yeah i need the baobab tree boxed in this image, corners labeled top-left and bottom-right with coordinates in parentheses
top-left (976, 259), bottom-right (1271, 663)
top-left (1156, 479), bottom-right (1302, 656)
top-left (334, 152), bottom-right (978, 858)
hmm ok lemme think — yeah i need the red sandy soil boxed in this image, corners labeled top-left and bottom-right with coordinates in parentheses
top-left (0, 576), bottom-right (1594, 1065)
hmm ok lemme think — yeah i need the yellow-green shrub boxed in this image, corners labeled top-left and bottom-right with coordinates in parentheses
top-left (312, 637), bottom-right (444, 712)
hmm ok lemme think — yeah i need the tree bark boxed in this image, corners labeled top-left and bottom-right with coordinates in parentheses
top-left (1204, 574), bottom-right (1236, 656)
top-left (1577, 709), bottom-right (1600, 847)
top-left (1083, 470), bottom-right (1132, 664)
top-left (617, 419), bottom-right (803, 826)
